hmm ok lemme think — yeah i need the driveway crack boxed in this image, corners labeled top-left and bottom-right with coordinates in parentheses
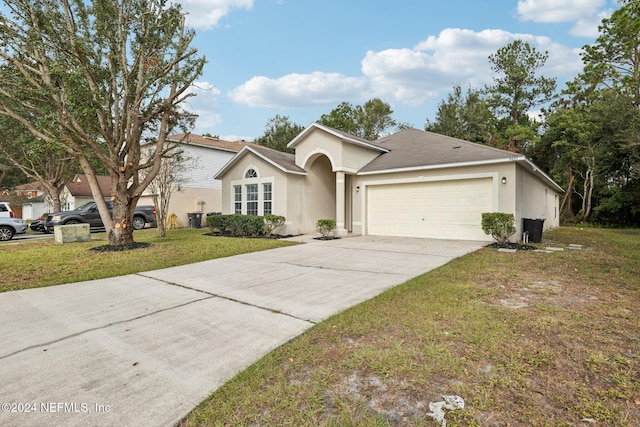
top-left (137, 273), bottom-right (317, 325)
top-left (0, 295), bottom-right (215, 360)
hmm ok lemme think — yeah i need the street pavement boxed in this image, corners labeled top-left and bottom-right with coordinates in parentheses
top-left (0, 235), bottom-right (484, 426)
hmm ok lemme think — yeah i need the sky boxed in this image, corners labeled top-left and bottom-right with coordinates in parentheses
top-left (177, 0), bottom-right (620, 141)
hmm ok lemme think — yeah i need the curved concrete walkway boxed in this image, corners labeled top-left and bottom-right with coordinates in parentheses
top-left (0, 235), bottom-right (484, 426)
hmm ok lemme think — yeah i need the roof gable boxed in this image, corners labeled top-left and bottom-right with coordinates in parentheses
top-left (215, 145), bottom-right (306, 179)
top-left (287, 123), bottom-right (389, 154)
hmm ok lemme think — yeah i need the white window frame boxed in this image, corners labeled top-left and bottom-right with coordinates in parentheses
top-left (246, 183), bottom-right (258, 215)
top-left (233, 185), bottom-right (242, 214)
top-left (230, 166), bottom-right (275, 216)
top-left (263, 182), bottom-right (272, 215)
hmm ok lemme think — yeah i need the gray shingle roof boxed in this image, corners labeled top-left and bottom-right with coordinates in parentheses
top-left (168, 133), bottom-right (250, 152)
top-left (358, 128), bottom-right (523, 173)
top-left (249, 145), bottom-right (306, 174)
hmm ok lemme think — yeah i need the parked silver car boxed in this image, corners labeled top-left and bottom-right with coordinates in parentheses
top-left (0, 217), bottom-right (28, 241)
top-left (0, 201), bottom-right (13, 218)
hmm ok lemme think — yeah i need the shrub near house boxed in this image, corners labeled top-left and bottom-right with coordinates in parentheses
top-left (481, 212), bottom-right (516, 245)
top-left (207, 214), bottom-right (287, 238)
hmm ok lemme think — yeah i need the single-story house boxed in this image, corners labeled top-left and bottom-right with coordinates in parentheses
top-left (215, 123), bottom-right (562, 241)
top-left (62, 174), bottom-right (112, 211)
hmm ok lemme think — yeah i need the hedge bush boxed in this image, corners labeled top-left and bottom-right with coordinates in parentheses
top-left (481, 212), bottom-right (516, 245)
top-left (206, 214), bottom-right (266, 237)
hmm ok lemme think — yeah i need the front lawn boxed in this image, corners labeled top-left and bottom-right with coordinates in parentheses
top-left (183, 227), bottom-right (640, 426)
top-left (0, 228), bottom-right (294, 292)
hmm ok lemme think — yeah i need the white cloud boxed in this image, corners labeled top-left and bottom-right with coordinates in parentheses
top-left (229, 72), bottom-right (368, 108)
top-left (228, 28), bottom-right (582, 110)
top-left (517, 0), bottom-right (605, 22)
top-left (570, 9), bottom-right (612, 37)
top-left (363, 29), bottom-right (582, 105)
top-left (180, 0), bottom-right (253, 30)
top-left (517, 0), bottom-right (613, 37)
top-left (182, 81), bottom-right (222, 131)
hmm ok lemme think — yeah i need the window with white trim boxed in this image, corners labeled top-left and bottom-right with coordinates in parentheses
top-left (231, 167), bottom-right (275, 216)
top-left (263, 183), bottom-right (272, 215)
top-left (246, 184), bottom-right (258, 215)
top-left (233, 185), bottom-right (242, 214)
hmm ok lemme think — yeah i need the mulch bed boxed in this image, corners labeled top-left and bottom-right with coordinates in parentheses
top-left (90, 242), bottom-right (151, 252)
top-left (486, 242), bottom-right (538, 250)
top-left (204, 231), bottom-right (295, 239)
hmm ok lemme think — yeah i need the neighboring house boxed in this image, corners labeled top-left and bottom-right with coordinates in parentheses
top-left (215, 123), bottom-right (562, 242)
top-left (139, 134), bottom-right (249, 227)
top-left (13, 182), bottom-right (48, 220)
top-left (62, 174), bottom-right (112, 211)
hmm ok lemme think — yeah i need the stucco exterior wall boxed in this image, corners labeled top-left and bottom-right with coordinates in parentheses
top-left (515, 164), bottom-right (560, 237)
top-left (299, 155), bottom-right (335, 234)
top-left (294, 130), bottom-right (380, 173)
top-left (219, 152), bottom-right (304, 235)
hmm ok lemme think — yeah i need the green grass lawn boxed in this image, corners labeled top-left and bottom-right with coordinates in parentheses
top-left (182, 227), bottom-right (640, 426)
top-left (0, 228), bottom-right (294, 292)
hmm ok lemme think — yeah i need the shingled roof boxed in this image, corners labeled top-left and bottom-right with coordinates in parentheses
top-left (215, 144), bottom-right (306, 178)
top-left (359, 128), bottom-right (523, 174)
top-left (66, 174), bottom-right (112, 197)
top-left (168, 133), bottom-right (251, 153)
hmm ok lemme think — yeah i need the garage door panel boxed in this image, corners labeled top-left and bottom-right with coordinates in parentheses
top-left (367, 178), bottom-right (493, 241)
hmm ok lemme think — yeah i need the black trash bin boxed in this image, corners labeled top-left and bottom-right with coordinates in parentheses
top-left (187, 212), bottom-right (203, 229)
top-left (522, 218), bottom-right (545, 243)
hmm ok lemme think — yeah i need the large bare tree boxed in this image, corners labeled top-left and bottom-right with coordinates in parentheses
top-left (0, 0), bottom-right (205, 245)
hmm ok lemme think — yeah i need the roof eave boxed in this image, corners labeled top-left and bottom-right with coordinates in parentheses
top-left (357, 157), bottom-right (522, 176)
top-left (517, 158), bottom-right (564, 192)
top-left (214, 146), bottom-right (307, 179)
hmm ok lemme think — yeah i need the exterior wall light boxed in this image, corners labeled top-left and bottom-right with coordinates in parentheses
top-left (501, 177), bottom-right (507, 184)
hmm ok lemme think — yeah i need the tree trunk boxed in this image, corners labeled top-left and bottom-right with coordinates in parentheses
top-left (108, 174), bottom-right (140, 246)
top-left (578, 159), bottom-right (595, 222)
top-left (559, 166), bottom-right (575, 218)
top-left (152, 193), bottom-right (167, 238)
top-left (109, 198), bottom-right (136, 246)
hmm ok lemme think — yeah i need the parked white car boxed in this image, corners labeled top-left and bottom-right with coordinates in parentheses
top-left (0, 202), bottom-right (13, 218)
top-left (0, 217), bottom-right (28, 241)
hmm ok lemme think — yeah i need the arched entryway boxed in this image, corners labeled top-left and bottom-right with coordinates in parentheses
top-left (301, 154), bottom-right (336, 233)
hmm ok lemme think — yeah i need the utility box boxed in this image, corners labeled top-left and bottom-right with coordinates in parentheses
top-left (187, 212), bottom-right (203, 228)
top-left (54, 223), bottom-right (91, 244)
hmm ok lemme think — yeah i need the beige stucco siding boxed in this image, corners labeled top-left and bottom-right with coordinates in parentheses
top-left (515, 165), bottom-right (560, 236)
top-left (298, 156), bottom-right (335, 234)
top-left (294, 130), bottom-right (380, 173)
top-left (219, 152), bottom-right (307, 235)
top-left (140, 188), bottom-right (221, 228)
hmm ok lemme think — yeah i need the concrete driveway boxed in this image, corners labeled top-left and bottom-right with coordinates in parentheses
top-left (0, 235), bottom-right (483, 426)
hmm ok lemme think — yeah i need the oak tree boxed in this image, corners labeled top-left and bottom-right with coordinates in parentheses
top-left (0, 0), bottom-right (205, 246)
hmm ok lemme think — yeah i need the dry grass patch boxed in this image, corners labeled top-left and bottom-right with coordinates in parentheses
top-left (183, 227), bottom-right (640, 426)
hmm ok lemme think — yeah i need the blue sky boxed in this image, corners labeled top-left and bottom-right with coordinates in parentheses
top-left (179, 0), bottom-right (619, 140)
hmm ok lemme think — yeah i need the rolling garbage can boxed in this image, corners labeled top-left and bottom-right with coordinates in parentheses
top-left (522, 218), bottom-right (545, 243)
top-left (187, 212), bottom-right (203, 228)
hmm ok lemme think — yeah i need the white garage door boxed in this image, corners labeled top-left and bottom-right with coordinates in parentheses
top-left (367, 178), bottom-right (494, 240)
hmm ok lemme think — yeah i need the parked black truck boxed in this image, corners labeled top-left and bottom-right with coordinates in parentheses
top-left (45, 201), bottom-right (157, 233)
